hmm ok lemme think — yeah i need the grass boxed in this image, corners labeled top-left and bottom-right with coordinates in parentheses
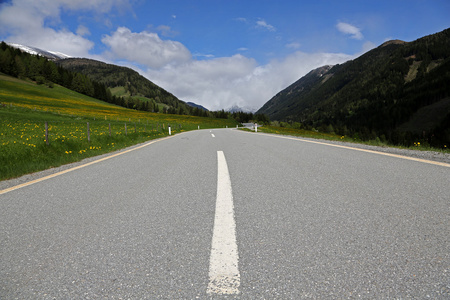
top-left (251, 125), bottom-right (449, 153)
top-left (0, 74), bottom-right (237, 180)
top-left (109, 86), bottom-right (168, 111)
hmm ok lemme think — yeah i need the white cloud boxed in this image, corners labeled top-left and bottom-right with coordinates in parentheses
top-left (286, 42), bottom-right (301, 49)
top-left (0, 0), bottom-right (129, 57)
top-left (256, 19), bottom-right (276, 32)
top-left (156, 25), bottom-right (178, 37)
top-left (102, 27), bottom-right (192, 69)
top-left (142, 51), bottom-right (351, 111)
top-left (193, 53), bottom-right (215, 58)
top-left (76, 25), bottom-right (91, 36)
top-left (1, 18), bottom-right (94, 57)
top-left (58, 0), bottom-right (131, 14)
top-left (336, 22), bottom-right (363, 40)
top-left (142, 55), bottom-right (256, 109)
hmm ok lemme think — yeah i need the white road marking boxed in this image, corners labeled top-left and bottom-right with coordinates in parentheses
top-left (207, 151), bottom-right (240, 294)
top-left (238, 131), bottom-right (450, 168)
top-left (211, 133), bottom-right (215, 138)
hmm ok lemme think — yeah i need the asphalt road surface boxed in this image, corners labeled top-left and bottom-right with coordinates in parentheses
top-left (1, 129), bottom-right (449, 299)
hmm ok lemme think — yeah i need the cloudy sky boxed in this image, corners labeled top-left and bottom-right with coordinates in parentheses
top-left (0, 0), bottom-right (449, 111)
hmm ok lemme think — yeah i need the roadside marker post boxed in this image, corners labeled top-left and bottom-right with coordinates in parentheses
top-left (169, 126), bottom-right (171, 135)
top-left (255, 123), bottom-right (257, 132)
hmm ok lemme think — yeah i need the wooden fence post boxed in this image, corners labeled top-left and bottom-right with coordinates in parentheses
top-left (125, 123), bottom-right (127, 135)
top-left (87, 122), bottom-right (90, 142)
top-left (45, 121), bottom-right (49, 145)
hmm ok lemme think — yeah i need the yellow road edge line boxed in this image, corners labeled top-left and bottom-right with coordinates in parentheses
top-left (238, 130), bottom-right (450, 168)
top-left (0, 134), bottom-right (177, 196)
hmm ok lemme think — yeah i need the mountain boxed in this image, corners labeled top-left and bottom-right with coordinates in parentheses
top-left (1, 42), bottom-right (194, 115)
top-left (257, 28), bottom-right (450, 147)
top-left (8, 43), bottom-right (71, 61)
top-left (57, 58), bottom-right (190, 114)
top-left (187, 102), bottom-right (209, 111)
top-left (5, 43), bottom-right (192, 115)
top-left (227, 105), bottom-right (257, 113)
top-left (257, 65), bottom-right (333, 119)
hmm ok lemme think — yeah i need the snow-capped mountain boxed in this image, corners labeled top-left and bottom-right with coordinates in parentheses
top-left (227, 105), bottom-right (257, 113)
top-left (7, 43), bottom-right (71, 61)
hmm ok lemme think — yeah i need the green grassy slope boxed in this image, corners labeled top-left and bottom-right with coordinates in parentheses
top-left (0, 74), bottom-right (237, 180)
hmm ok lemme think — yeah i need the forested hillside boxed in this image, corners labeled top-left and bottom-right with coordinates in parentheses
top-left (0, 42), bottom-right (116, 105)
top-left (1, 43), bottom-right (209, 117)
top-left (257, 28), bottom-right (450, 147)
top-left (57, 58), bottom-right (191, 114)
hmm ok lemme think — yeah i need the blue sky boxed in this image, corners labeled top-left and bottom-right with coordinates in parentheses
top-left (1, 0), bottom-right (449, 110)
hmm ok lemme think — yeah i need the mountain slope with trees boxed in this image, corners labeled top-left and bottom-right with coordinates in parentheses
top-left (0, 42), bottom-right (114, 105)
top-left (1, 42), bottom-right (202, 115)
top-left (257, 28), bottom-right (450, 147)
top-left (57, 58), bottom-right (192, 114)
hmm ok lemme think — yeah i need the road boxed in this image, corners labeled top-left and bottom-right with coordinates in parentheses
top-left (1, 129), bottom-right (449, 298)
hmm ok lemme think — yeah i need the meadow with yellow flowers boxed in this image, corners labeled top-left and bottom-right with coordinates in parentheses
top-left (0, 75), bottom-right (237, 180)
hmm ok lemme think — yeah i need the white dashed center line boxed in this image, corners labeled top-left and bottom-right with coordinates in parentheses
top-left (207, 151), bottom-right (240, 294)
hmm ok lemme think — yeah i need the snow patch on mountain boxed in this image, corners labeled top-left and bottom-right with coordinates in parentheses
top-left (7, 43), bottom-right (71, 61)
